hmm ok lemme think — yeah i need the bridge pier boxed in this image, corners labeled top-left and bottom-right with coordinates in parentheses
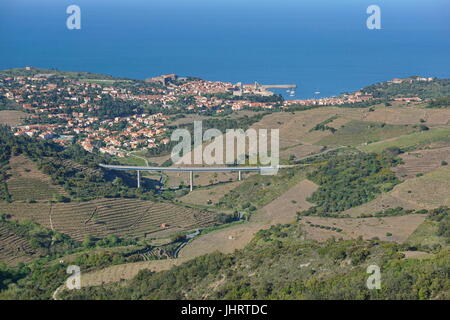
top-left (137, 170), bottom-right (141, 188)
top-left (99, 164), bottom-right (292, 193)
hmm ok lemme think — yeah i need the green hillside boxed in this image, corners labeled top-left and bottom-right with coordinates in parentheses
top-left (58, 219), bottom-right (450, 300)
top-left (362, 77), bottom-right (450, 99)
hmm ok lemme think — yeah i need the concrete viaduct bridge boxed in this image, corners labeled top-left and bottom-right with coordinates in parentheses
top-left (100, 164), bottom-right (294, 192)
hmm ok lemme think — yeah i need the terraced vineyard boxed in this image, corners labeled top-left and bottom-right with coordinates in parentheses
top-left (318, 120), bottom-right (417, 147)
top-left (7, 178), bottom-right (64, 202)
top-left (361, 128), bottom-right (450, 153)
top-left (0, 225), bottom-right (38, 266)
top-left (393, 146), bottom-right (450, 179)
top-left (0, 198), bottom-right (220, 241)
top-left (5, 155), bottom-right (66, 201)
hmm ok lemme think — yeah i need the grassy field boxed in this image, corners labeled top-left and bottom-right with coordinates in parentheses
top-left (390, 166), bottom-right (450, 209)
top-left (318, 120), bottom-right (417, 147)
top-left (360, 128), bottom-right (450, 153)
top-left (219, 167), bottom-right (307, 209)
top-left (114, 155), bottom-right (146, 167)
top-left (406, 220), bottom-right (446, 248)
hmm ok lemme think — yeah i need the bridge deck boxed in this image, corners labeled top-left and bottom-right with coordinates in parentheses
top-left (99, 164), bottom-right (283, 172)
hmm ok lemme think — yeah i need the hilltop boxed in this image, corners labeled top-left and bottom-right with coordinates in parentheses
top-left (361, 76), bottom-right (450, 99)
top-left (0, 67), bottom-right (123, 81)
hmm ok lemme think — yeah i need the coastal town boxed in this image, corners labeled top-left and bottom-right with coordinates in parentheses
top-left (0, 68), bottom-right (427, 157)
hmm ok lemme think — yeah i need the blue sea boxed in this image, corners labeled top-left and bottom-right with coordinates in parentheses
top-left (0, 0), bottom-right (449, 99)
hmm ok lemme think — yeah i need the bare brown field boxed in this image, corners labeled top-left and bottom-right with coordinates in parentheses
top-left (251, 108), bottom-right (344, 148)
top-left (401, 251), bottom-right (432, 259)
top-left (280, 144), bottom-right (323, 161)
top-left (255, 179), bottom-right (318, 224)
top-left (300, 214), bottom-right (427, 243)
top-left (393, 146), bottom-right (450, 179)
top-left (6, 155), bottom-right (66, 201)
top-left (422, 138), bottom-right (450, 149)
top-left (0, 225), bottom-right (38, 266)
top-left (343, 193), bottom-right (426, 217)
top-left (336, 104), bottom-right (450, 128)
top-left (180, 180), bottom-right (246, 206)
top-left (0, 110), bottom-right (28, 126)
top-left (165, 170), bottom-right (241, 189)
top-left (361, 106), bottom-right (450, 126)
top-left (146, 154), bottom-right (172, 165)
top-left (0, 198), bottom-right (220, 241)
top-left (179, 222), bottom-right (257, 258)
top-left (179, 179), bottom-right (318, 259)
top-left (327, 116), bottom-right (352, 129)
top-left (79, 258), bottom-right (189, 288)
